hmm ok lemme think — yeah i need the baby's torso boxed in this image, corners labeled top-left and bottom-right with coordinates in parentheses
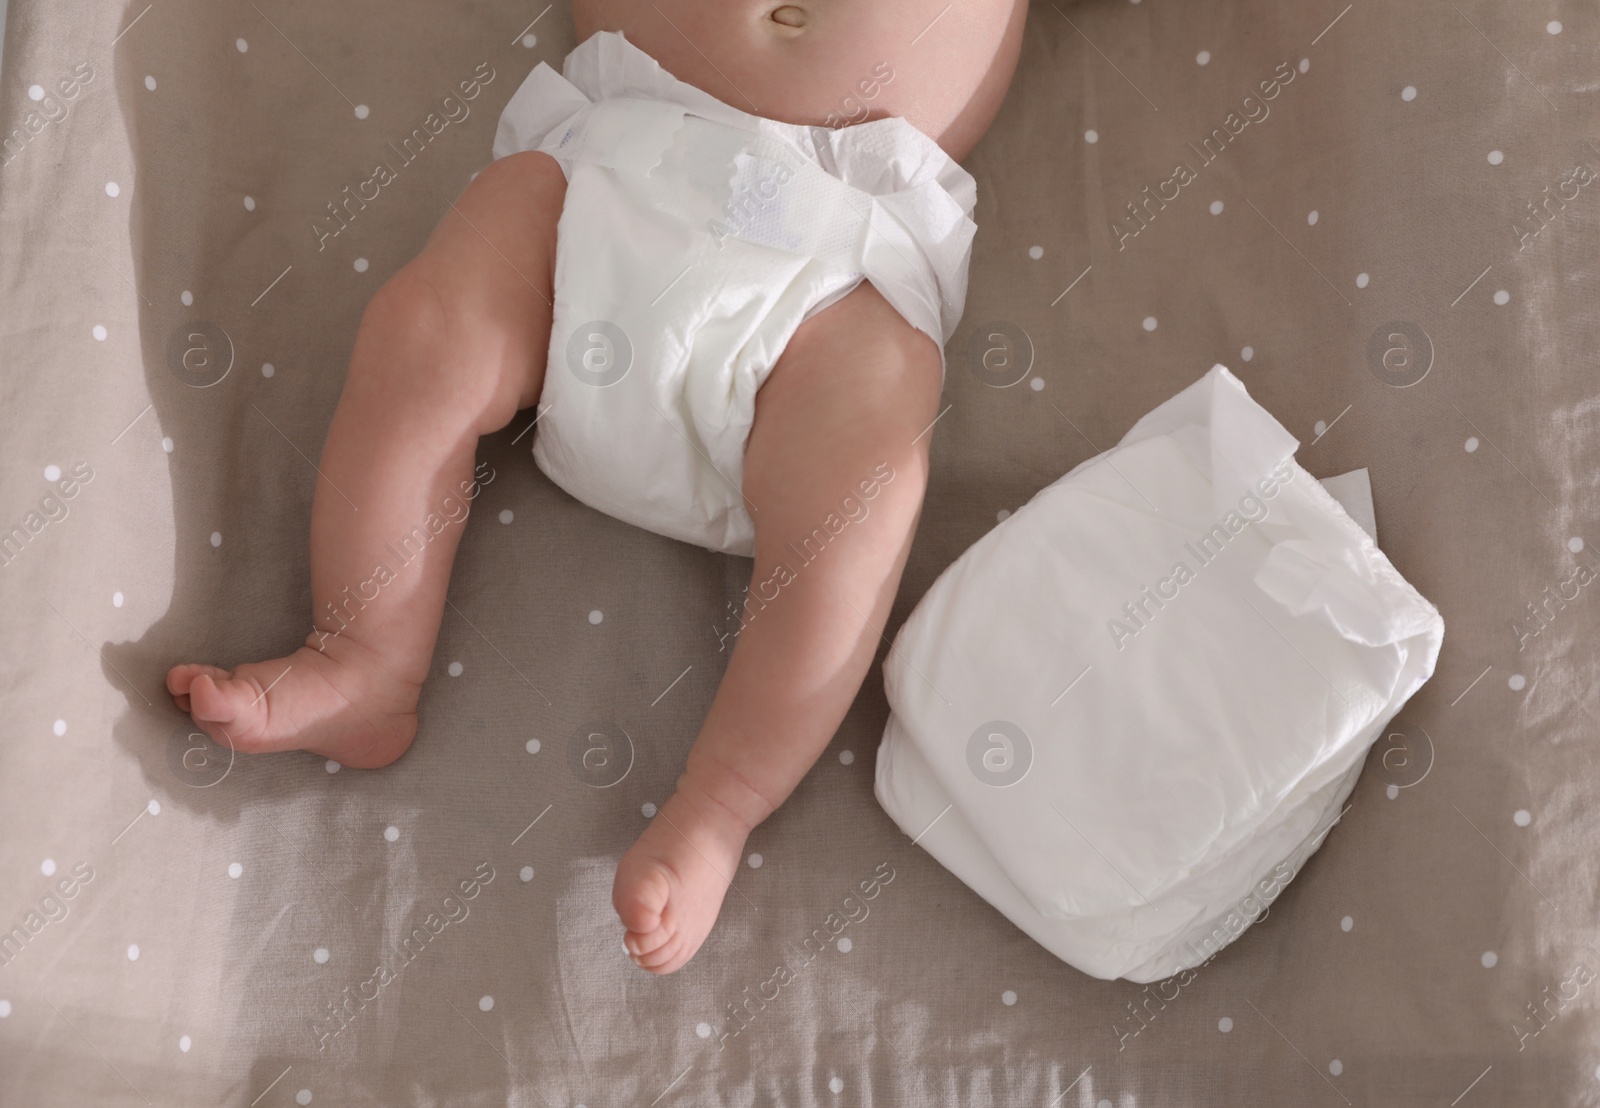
top-left (573, 0), bottom-right (1027, 160)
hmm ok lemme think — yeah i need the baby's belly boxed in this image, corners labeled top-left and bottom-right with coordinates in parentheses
top-left (574, 0), bottom-right (1025, 159)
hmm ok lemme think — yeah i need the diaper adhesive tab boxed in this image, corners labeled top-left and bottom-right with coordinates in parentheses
top-left (543, 98), bottom-right (686, 177)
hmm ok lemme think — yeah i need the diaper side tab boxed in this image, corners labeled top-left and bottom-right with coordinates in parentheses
top-left (720, 121), bottom-right (978, 357)
top-left (536, 98), bottom-right (688, 178)
top-left (491, 62), bottom-right (592, 165)
top-left (870, 183), bottom-right (977, 350)
top-left (823, 119), bottom-right (979, 350)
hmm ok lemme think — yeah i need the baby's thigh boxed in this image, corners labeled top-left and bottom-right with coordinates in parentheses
top-left (745, 282), bottom-right (944, 497)
top-left (391, 150), bottom-right (567, 424)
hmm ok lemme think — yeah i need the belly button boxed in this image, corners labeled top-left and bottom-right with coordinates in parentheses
top-left (769, 5), bottom-right (807, 29)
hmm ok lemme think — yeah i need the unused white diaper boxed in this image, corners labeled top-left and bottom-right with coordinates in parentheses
top-left (874, 365), bottom-right (1445, 982)
top-left (491, 32), bottom-right (976, 555)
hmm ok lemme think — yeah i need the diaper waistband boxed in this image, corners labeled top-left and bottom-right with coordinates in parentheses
top-left (540, 97), bottom-right (968, 350)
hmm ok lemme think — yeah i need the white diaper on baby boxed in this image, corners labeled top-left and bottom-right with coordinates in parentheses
top-left (873, 365), bottom-right (1445, 982)
top-left (491, 32), bottom-right (976, 555)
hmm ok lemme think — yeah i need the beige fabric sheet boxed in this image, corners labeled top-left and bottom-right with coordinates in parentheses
top-left (1, 0), bottom-right (1597, 1104)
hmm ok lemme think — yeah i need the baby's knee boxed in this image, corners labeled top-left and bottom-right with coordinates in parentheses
top-left (879, 323), bottom-right (943, 404)
top-left (349, 268), bottom-right (500, 421)
top-left (841, 302), bottom-right (945, 434)
top-left (794, 284), bottom-right (942, 396)
top-left (356, 267), bottom-right (450, 374)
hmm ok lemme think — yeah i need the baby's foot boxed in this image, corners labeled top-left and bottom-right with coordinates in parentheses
top-left (165, 639), bottom-right (420, 769)
top-left (613, 785), bottom-right (753, 974)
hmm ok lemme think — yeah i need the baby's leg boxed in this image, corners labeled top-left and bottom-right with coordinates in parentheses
top-left (614, 282), bottom-right (943, 972)
top-left (166, 152), bottom-right (565, 768)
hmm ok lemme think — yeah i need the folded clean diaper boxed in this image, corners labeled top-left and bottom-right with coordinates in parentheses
top-left (491, 32), bottom-right (976, 555)
top-left (874, 365), bottom-right (1444, 982)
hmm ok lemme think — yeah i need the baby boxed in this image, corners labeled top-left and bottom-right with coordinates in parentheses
top-left (167, 0), bottom-right (1026, 973)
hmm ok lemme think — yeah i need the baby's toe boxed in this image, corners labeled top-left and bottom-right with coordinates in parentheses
top-left (166, 662), bottom-right (229, 705)
top-left (625, 925), bottom-right (673, 959)
top-left (185, 670), bottom-right (274, 748)
top-left (613, 858), bottom-right (673, 937)
top-left (633, 933), bottom-right (690, 973)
